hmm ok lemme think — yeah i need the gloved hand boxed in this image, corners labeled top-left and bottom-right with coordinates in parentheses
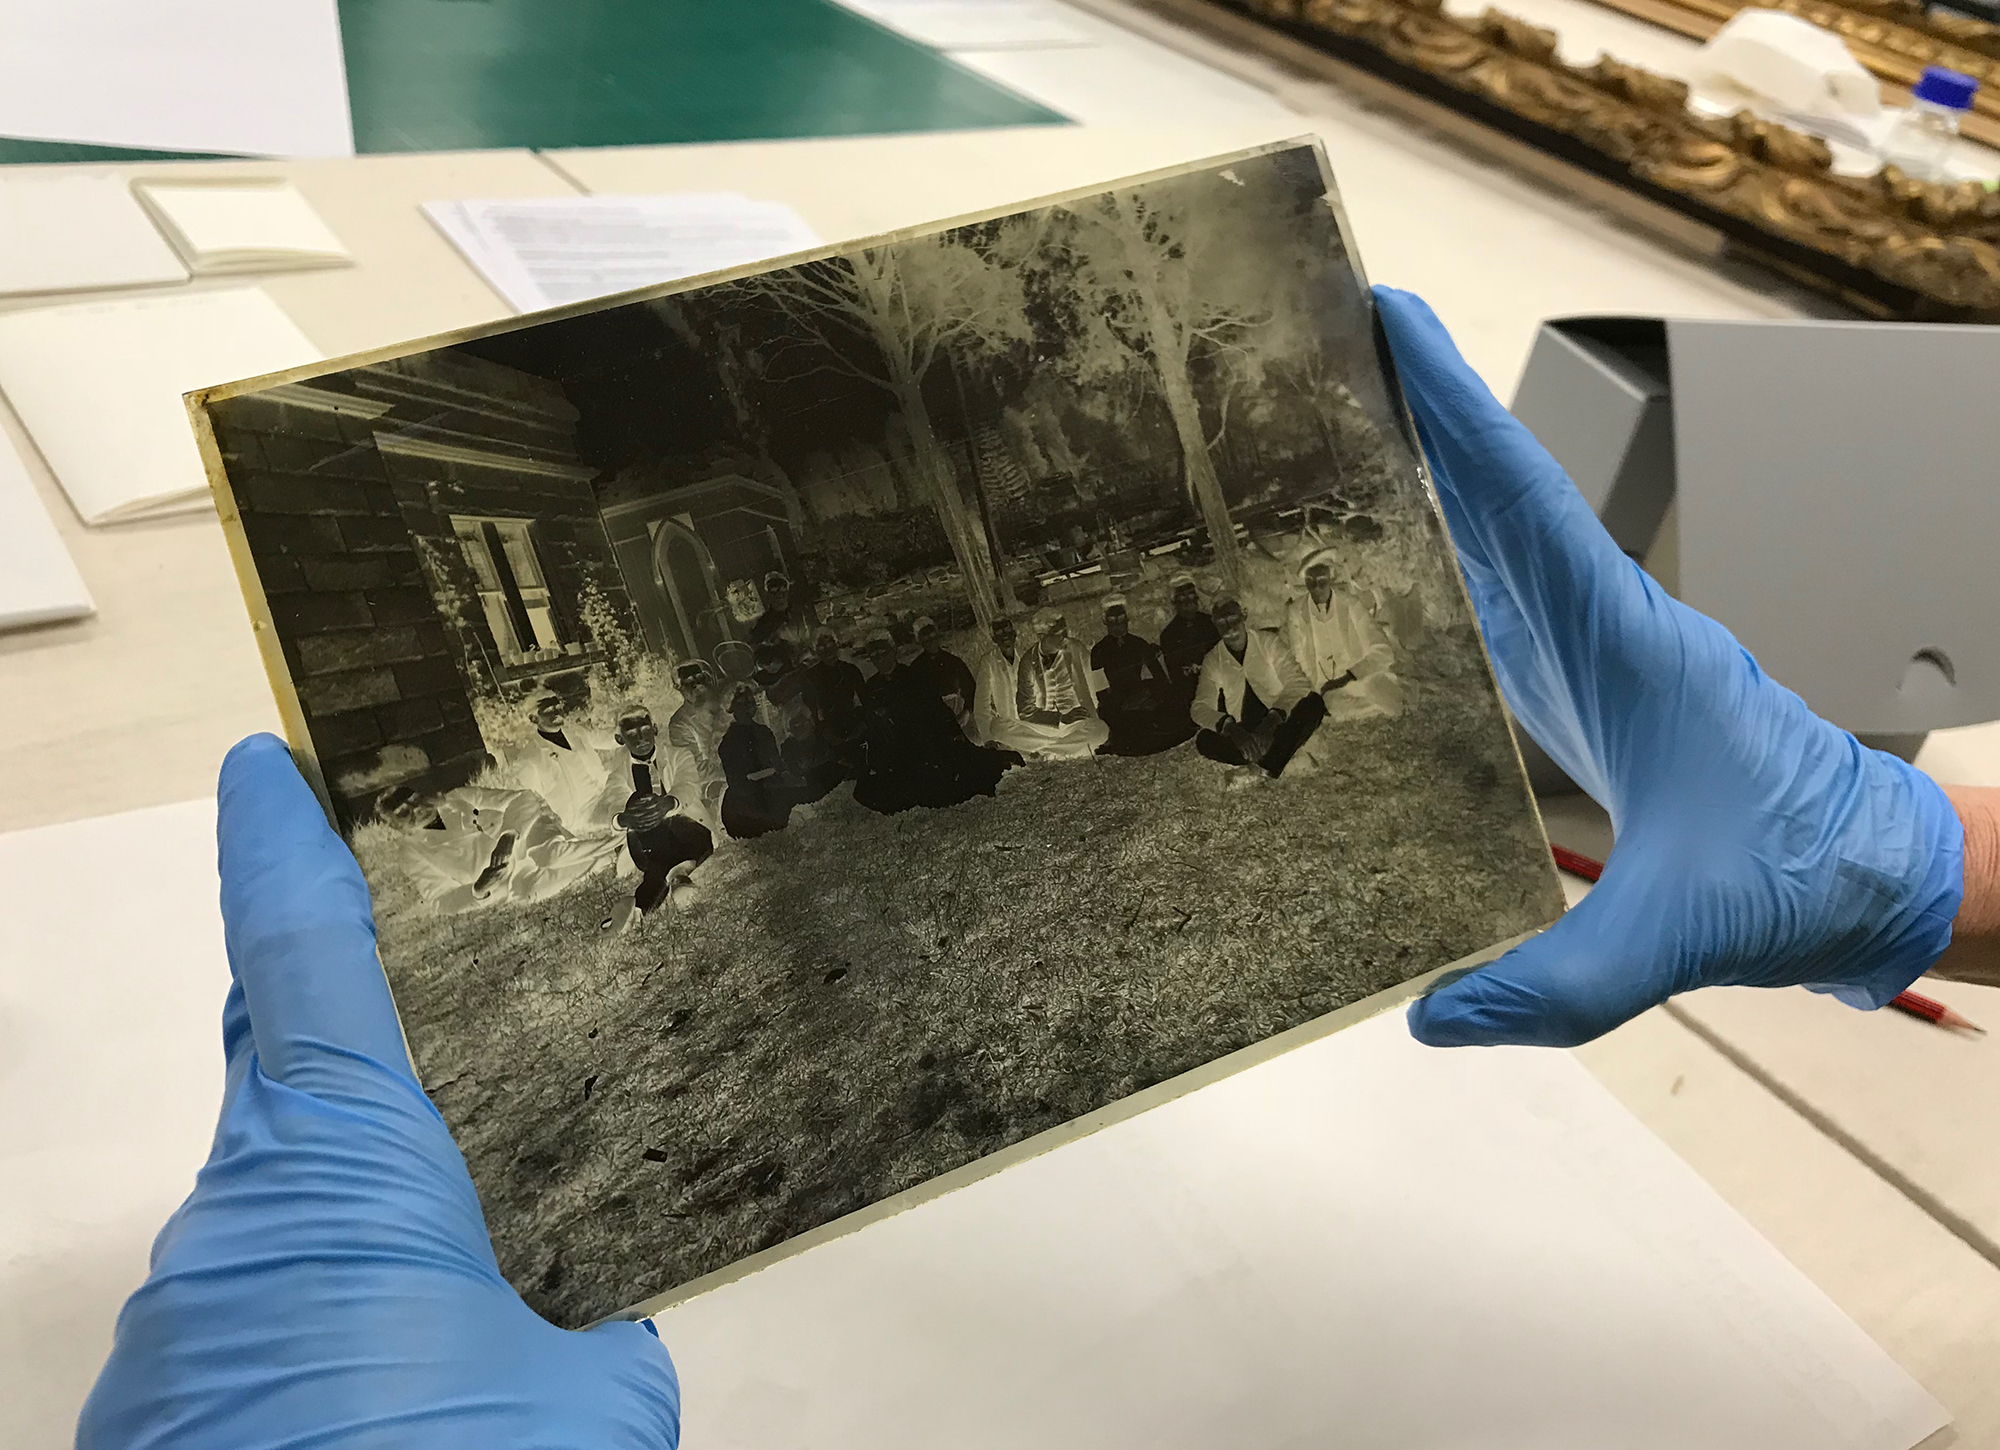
top-left (1375, 288), bottom-right (1964, 1048)
top-left (78, 734), bottom-right (681, 1448)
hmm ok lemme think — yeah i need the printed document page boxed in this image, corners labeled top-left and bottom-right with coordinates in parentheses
top-left (425, 194), bottom-right (821, 314)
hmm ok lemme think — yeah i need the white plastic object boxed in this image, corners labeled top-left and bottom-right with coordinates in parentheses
top-left (1688, 9), bottom-right (1881, 123)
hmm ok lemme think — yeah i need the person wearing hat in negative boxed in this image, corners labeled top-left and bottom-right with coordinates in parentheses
top-left (854, 626), bottom-right (936, 813)
top-left (1090, 594), bottom-right (1193, 756)
top-left (747, 569), bottom-right (815, 667)
top-left (606, 703), bottom-right (716, 932)
top-left (1191, 595), bottom-right (1328, 781)
top-left (856, 627), bottom-right (1011, 812)
top-left (1283, 547), bottom-right (1406, 724)
top-left (905, 614), bottom-right (979, 731)
top-left (798, 626), bottom-right (869, 773)
top-left (502, 689), bottom-right (622, 834)
top-left (966, 616), bottom-right (1032, 770)
top-left (664, 660), bottom-right (730, 831)
top-left (1013, 608), bottom-right (1110, 761)
top-left (1158, 572), bottom-right (1221, 714)
top-left (717, 684), bottom-right (803, 839)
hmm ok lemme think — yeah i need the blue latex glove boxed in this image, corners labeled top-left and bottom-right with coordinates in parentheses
top-left (1375, 288), bottom-right (1964, 1048)
top-left (78, 735), bottom-right (681, 1448)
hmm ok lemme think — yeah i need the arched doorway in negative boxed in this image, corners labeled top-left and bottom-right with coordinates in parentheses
top-left (650, 520), bottom-right (727, 668)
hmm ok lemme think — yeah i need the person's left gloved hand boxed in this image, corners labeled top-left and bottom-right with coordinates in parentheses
top-left (78, 734), bottom-right (681, 1449)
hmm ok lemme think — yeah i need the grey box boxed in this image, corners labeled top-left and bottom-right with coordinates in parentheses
top-left (1510, 315), bottom-right (2000, 745)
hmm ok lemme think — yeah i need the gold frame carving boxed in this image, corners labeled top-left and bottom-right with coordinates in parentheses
top-left (1588, 0), bottom-right (2000, 148)
top-left (1148, 0), bottom-right (2000, 316)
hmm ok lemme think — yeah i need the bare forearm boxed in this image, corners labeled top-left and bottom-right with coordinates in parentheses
top-left (1930, 785), bottom-right (2000, 987)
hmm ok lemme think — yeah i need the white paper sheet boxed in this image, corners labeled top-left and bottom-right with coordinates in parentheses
top-left (0, 802), bottom-right (1946, 1450)
top-left (0, 801), bottom-right (229, 1450)
top-left (0, 288), bottom-right (322, 524)
top-left (423, 194), bottom-right (822, 314)
top-left (651, 1008), bottom-right (1946, 1449)
top-left (132, 179), bottom-right (351, 274)
top-left (0, 429), bottom-right (94, 630)
top-left (0, 0), bottom-right (352, 158)
top-left (0, 173), bottom-right (188, 297)
top-left (830, 0), bottom-right (1099, 49)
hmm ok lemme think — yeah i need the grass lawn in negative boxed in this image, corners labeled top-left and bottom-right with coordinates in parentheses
top-left (364, 689), bottom-right (1559, 1327)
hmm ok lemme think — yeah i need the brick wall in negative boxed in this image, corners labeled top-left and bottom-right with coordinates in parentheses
top-left (209, 350), bottom-right (639, 827)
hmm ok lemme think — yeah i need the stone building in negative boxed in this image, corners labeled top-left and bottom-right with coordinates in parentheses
top-left (213, 348), bottom-right (802, 823)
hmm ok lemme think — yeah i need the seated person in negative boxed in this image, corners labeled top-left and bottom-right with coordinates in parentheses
top-left (747, 569), bottom-right (814, 665)
top-left (1283, 547), bottom-right (1406, 723)
top-left (665, 660), bottom-right (730, 827)
top-left (856, 629), bottom-right (1010, 813)
top-left (970, 615), bottom-right (1029, 760)
top-left (1158, 571), bottom-right (1221, 714)
top-left (801, 627), bottom-right (868, 770)
top-left (502, 690), bottom-right (620, 834)
top-left (778, 701), bottom-right (850, 802)
top-left (1011, 608), bottom-right (1110, 760)
top-left (1089, 593), bottom-right (1194, 756)
top-left (718, 684), bottom-right (800, 840)
top-left (906, 615), bottom-right (979, 731)
top-left (1191, 596), bottom-right (1328, 780)
top-left (606, 704), bottom-right (716, 931)
top-left (378, 780), bottom-right (621, 914)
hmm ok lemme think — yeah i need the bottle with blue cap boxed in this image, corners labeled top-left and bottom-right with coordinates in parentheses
top-left (1880, 65), bottom-right (1979, 182)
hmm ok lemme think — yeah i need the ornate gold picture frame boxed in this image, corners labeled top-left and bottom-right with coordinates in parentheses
top-left (1593, 0), bottom-right (2000, 147)
top-left (1139, 0), bottom-right (2000, 318)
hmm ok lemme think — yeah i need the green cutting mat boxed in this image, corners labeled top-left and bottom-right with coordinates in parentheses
top-left (341, 0), bottom-right (1064, 151)
top-left (0, 138), bottom-right (234, 165)
top-left (0, 0), bottom-right (1064, 163)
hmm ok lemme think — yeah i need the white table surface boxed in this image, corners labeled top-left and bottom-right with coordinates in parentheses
top-left (2, 105), bottom-right (1996, 1445)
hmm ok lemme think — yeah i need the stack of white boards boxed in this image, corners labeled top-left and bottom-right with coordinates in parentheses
top-left (0, 175), bottom-right (350, 298)
top-left (0, 289), bottom-right (321, 524)
top-left (0, 430), bottom-right (94, 630)
top-left (0, 171), bottom-right (340, 537)
top-left (131, 178), bottom-right (352, 275)
top-left (0, 174), bottom-right (191, 296)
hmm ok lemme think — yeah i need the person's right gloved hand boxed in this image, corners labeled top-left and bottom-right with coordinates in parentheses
top-left (77, 735), bottom-right (681, 1448)
top-left (1375, 287), bottom-right (1964, 1048)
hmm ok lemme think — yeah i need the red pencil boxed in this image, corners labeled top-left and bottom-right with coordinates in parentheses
top-left (1888, 989), bottom-right (1986, 1035)
top-left (1550, 844), bottom-right (1603, 883)
top-left (1546, 845), bottom-right (1986, 1037)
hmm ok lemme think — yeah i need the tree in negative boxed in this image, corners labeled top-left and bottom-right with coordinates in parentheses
top-left (1034, 160), bottom-right (1351, 586)
top-left (722, 231), bottom-right (1033, 627)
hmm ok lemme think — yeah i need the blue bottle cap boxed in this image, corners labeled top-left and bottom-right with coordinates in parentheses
top-left (1913, 66), bottom-right (1978, 110)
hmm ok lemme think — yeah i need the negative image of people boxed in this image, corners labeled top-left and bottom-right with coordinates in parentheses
top-left (203, 141), bottom-right (1563, 1327)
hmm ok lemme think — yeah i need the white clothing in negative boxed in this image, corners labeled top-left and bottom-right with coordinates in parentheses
top-left (1283, 590), bottom-right (1406, 722)
top-left (972, 646), bottom-right (1023, 746)
top-left (620, 743), bottom-right (721, 834)
top-left (505, 727), bottom-right (620, 832)
top-left (1011, 637), bottom-right (1108, 759)
top-left (398, 786), bottom-right (621, 914)
top-left (983, 715), bottom-right (1109, 759)
top-left (1190, 629), bottom-right (1311, 731)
